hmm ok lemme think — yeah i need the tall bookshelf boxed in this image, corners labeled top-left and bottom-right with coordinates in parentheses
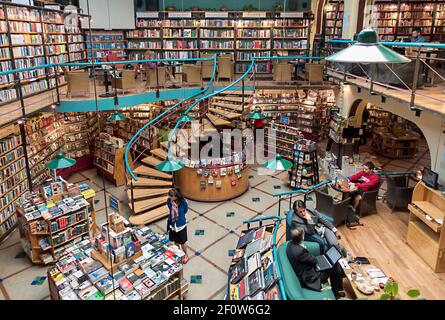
top-left (63, 112), bottom-right (99, 160)
top-left (162, 18), bottom-right (199, 60)
top-left (324, 0), bottom-right (344, 40)
top-left (371, 0), bottom-right (445, 41)
top-left (0, 123), bottom-right (29, 242)
top-left (199, 18), bottom-right (235, 56)
top-left (0, 2), bottom-right (86, 105)
top-left (126, 17), bottom-right (162, 60)
top-left (86, 31), bottom-right (126, 62)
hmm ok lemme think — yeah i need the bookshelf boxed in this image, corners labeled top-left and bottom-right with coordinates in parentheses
top-left (372, 127), bottom-right (420, 159)
top-left (371, 0), bottom-right (445, 41)
top-left (86, 31), bottom-right (126, 62)
top-left (199, 19), bottom-right (235, 56)
top-left (94, 132), bottom-right (131, 187)
top-left (163, 18), bottom-right (199, 60)
top-left (289, 138), bottom-right (320, 190)
top-left (324, 0), bottom-right (344, 40)
top-left (0, 123), bottom-right (29, 242)
top-left (265, 123), bottom-right (301, 160)
top-left (407, 182), bottom-right (445, 272)
top-left (63, 112), bottom-right (99, 160)
top-left (16, 179), bottom-right (96, 265)
top-left (126, 17), bottom-right (162, 60)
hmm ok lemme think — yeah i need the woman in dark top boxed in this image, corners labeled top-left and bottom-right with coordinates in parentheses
top-left (167, 188), bottom-right (189, 264)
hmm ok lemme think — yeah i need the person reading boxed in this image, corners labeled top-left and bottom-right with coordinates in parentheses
top-left (348, 161), bottom-right (380, 214)
top-left (286, 225), bottom-right (345, 299)
top-left (291, 200), bottom-right (345, 256)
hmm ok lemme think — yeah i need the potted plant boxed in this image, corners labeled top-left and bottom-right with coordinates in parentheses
top-left (379, 278), bottom-right (421, 300)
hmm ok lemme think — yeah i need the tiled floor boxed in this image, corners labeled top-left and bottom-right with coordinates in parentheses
top-left (1, 137), bottom-right (442, 300)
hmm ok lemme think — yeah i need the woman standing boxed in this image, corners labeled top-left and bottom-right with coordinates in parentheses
top-left (167, 188), bottom-right (190, 264)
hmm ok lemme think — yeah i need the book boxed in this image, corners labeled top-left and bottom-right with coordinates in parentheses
top-left (88, 267), bottom-right (109, 283)
top-left (265, 284), bottom-right (282, 300)
top-left (236, 230), bottom-right (256, 249)
top-left (95, 275), bottom-right (115, 295)
top-left (254, 227), bottom-right (266, 240)
top-left (230, 258), bottom-right (247, 284)
top-left (248, 268), bottom-right (265, 296)
top-left (261, 250), bottom-right (274, 269)
top-left (251, 291), bottom-right (266, 300)
top-left (127, 272), bottom-right (141, 287)
top-left (127, 290), bottom-right (142, 300)
top-left (244, 239), bottom-right (262, 258)
top-left (118, 277), bottom-right (133, 294)
top-left (134, 283), bottom-right (151, 299)
top-left (263, 263), bottom-right (277, 289)
top-left (247, 253), bottom-right (261, 276)
top-left (118, 263), bottom-right (135, 275)
top-left (229, 283), bottom-right (240, 300)
top-left (238, 277), bottom-right (248, 300)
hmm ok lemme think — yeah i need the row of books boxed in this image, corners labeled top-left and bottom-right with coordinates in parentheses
top-left (236, 40), bottom-right (270, 49)
top-left (128, 42), bottom-right (161, 50)
top-left (163, 40), bottom-right (198, 49)
top-left (0, 214), bottom-right (18, 238)
top-left (200, 29), bottom-right (234, 38)
top-left (1, 167), bottom-right (27, 196)
top-left (127, 29), bottom-right (161, 38)
top-left (236, 52), bottom-right (270, 60)
top-left (44, 24), bottom-right (65, 33)
top-left (8, 21), bottom-right (42, 33)
top-left (5, 6), bottom-right (40, 21)
top-left (0, 134), bottom-right (21, 155)
top-left (52, 222), bottom-right (89, 246)
top-left (200, 40), bottom-right (234, 49)
top-left (274, 29), bottom-right (307, 37)
top-left (236, 30), bottom-right (271, 38)
top-left (45, 34), bottom-right (65, 43)
top-left (274, 40), bottom-right (307, 49)
top-left (12, 46), bottom-right (44, 58)
top-left (1, 180), bottom-right (28, 209)
top-left (163, 29), bottom-right (197, 38)
top-left (1, 152), bottom-right (25, 182)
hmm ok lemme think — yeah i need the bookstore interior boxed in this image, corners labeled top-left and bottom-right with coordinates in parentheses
top-left (1, 0), bottom-right (445, 303)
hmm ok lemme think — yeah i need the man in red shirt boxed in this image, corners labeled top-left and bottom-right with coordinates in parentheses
top-left (348, 161), bottom-right (380, 212)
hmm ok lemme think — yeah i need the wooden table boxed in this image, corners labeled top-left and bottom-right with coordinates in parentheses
top-left (330, 181), bottom-right (355, 201)
top-left (341, 257), bottom-right (388, 300)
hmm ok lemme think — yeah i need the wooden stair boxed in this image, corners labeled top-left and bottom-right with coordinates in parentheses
top-left (141, 156), bottom-right (162, 167)
top-left (133, 165), bottom-right (172, 179)
top-left (209, 107), bottom-right (242, 120)
top-left (210, 101), bottom-right (243, 111)
top-left (207, 114), bottom-right (232, 127)
top-left (129, 205), bottom-right (170, 225)
top-left (127, 188), bottom-right (170, 200)
top-left (129, 177), bottom-right (172, 188)
top-left (129, 195), bottom-right (168, 213)
top-left (150, 148), bottom-right (168, 160)
top-left (213, 96), bottom-right (253, 103)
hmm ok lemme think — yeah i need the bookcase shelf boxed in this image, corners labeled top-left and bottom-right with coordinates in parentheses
top-left (324, 0), bottom-right (344, 40)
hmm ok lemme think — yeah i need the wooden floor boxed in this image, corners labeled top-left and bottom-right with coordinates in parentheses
top-left (328, 69), bottom-right (445, 115)
top-left (338, 198), bottom-right (445, 300)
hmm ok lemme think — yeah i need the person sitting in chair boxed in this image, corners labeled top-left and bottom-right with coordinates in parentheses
top-left (291, 200), bottom-right (345, 255)
top-left (286, 225), bottom-right (345, 299)
top-left (348, 161), bottom-right (380, 214)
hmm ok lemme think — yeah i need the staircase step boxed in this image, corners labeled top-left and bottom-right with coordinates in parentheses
top-left (134, 165), bottom-right (172, 179)
top-left (129, 205), bottom-right (170, 225)
top-left (207, 114), bottom-right (232, 127)
top-left (211, 102), bottom-right (243, 111)
top-left (160, 141), bottom-right (169, 150)
top-left (129, 178), bottom-right (172, 188)
top-left (127, 188), bottom-right (170, 200)
top-left (213, 96), bottom-right (253, 103)
top-left (141, 156), bottom-right (162, 167)
top-left (150, 148), bottom-right (168, 160)
top-left (209, 107), bottom-right (242, 120)
top-left (129, 195), bottom-right (169, 213)
top-left (219, 90), bottom-right (254, 96)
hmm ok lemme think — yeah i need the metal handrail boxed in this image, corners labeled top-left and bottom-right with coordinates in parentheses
top-left (328, 39), bottom-right (445, 49)
top-left (242, 215), bottom-right (287, 301)
top-left (272, 180), bottom-right (333, 198)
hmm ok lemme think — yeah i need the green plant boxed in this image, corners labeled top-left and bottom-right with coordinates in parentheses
top-left (379, 278), bottom-right (421, 300)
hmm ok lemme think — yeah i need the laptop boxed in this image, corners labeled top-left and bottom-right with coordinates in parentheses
top-left (316, 246), bottom-right (342, 272)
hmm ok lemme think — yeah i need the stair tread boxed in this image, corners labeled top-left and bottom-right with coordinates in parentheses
top-left (219, 90), bottom-right (254, 95)
top-left (134, 165), bottom-right (172, 179)
top-left (210, 102), bottom-right (243, 111)
top-left (129, 178), bottom-right (172, 187)
top-left (129, 196), bottom-right (169, 213)
top-left (127, 188), bottom-right (170, 200)
top-left (129, 205), bottom-right (170, 225)
top-left (160, 141), bottom-right (169, 150)
top-left (207, 114), bottom-right (232, 127)
top-left (213, 96), bottom-right (252, 103)
top-left (141, 156), bottom-right (162, 167)
top-left (150, 148), bottom-right (168, 160)
top-left (209, 107), bottom-right (242, 120)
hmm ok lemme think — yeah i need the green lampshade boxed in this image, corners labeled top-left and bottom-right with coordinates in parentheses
top-left (248, 110), bottom-right (266, 120)
top-left (155, 157), bottom-right (185, 172)
top-left (178, 114), bottom-right (193, 123)
top-left (263, 154), bottom-right (293, 171)
top-left (45, 153), bottom-right (76, 170)
top-left (326, 29), bottom-right (411, 64)
top-left (107, 111), bottom-right (126, 121)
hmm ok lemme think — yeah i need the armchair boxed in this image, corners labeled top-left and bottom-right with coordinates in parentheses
top-left (273, 61), bottom-right (293, 82)
top-left (385, 175), bottom-right (414, 211)
top-left (200, 54), bottom-right (215, 80)
top-left (111, 69), bottom-right (138, 94)
top-left (182, 63), bottom-right (201, 84)
top-left (145, 66), bottom-right (167, 88)
top-left (358, 179), bottom-right (384, 217)
top-left (62, 66), bottom-right (90, 98)
top-left (315, 187), bottom-right (350, 227)
top-left (305, 63), bottom-right (324, 83)
top-left (217, 54), bottom-right (234, 82)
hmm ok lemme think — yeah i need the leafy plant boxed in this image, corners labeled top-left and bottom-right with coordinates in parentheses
top-left (379, 278), bottom-right (421, 300)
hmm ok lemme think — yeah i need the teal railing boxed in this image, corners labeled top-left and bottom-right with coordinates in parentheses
top-left (327, 39), bottom-right (445, 50)
top-left (241, 215), bottom-right (287, 300)
top-left (124, 56), bottom-right (218, 181)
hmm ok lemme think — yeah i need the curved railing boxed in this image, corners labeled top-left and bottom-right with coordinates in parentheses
top-left (123, 56), bottom-right (218, 180)
top-left (241, 215), bottom-right (287, 300)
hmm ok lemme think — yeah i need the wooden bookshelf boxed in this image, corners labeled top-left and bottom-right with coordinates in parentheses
top-left (372, 127), bottom-right (420, 159)
top-left (407, 182), bottom-right (445, 272)
top-left (86, 31), bottom-right (126, 62)
top-left (0, 123), bottom-right (29, 242)
top-left (324, 0), bottom-right (344, 40)
top-left (289, 138), bottom-right (320, 189)
top-left (63, 112), bottom-right (98, 159)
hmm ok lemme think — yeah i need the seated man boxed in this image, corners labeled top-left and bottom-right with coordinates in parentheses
top-left (348, 161), bottom-right (380, 214)
top-left (291, 200), bottom-right (345, 255)
top-left (286, 225), bottom-right (344, 299)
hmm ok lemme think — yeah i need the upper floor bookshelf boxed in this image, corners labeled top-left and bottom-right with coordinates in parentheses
top-left (324, 0), bottom-right (344, 41)
top-left (371, 0), bottom-right (445, 42)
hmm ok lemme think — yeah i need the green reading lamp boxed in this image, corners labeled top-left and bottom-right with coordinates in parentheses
top-left (107, 110), bottom-right (126, 121)
top-left (178, 114), bottom-right (193, 123)
top-left (248, 109), bottom-right (266, 120)
top-left (45, 153), bottom-right (77, 180)
top-left (156, 156), bottom-right (185, 172)
top-left (263, 154), bottom-right (293, 171)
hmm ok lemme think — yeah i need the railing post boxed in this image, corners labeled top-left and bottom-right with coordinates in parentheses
top-left (289, 195), bottom-right (292, 211)
top-left (278, 196), bottom-right (282, 217)
top-left (410, 48), bottom-right (422, 109)
top-left (241, 78), bottom-right (245, 115)
top-left (156, 63), bottom-right (160, 98)
top-left (54, 64), bottom-right (61, 104)
top-left (130, 180), bottom-right (135, 214)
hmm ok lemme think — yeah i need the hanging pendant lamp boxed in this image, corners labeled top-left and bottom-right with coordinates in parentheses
top-left (107, 110), bottom-right (126, 121)
top-left (248, 110), bottom-right (266, 120)
top-left (178, 114), bottom-right (193, 123)
top-left (45, 153), bottom-right (76, 170)
top-left (263, 154), bottom-right (293, 171)
top-left (326, 29), bottom-right (410, 64)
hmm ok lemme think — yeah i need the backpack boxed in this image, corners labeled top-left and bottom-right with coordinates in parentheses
top-left (346, 206), bottom-right (363, 229)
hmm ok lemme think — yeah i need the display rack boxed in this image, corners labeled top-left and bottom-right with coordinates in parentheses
top-left (372, 127), bottom-right (420, 159)
top-left (265, 123), bottom-right (301, 160)
top-left (63, 112), bottom-right (98, 160)
top-left (16, 179), bottom-right (96, 264)
top-left (94, 132), bottom-right (130, 187)
top-left (0, 123), bottom-right (29, 242)
top-left (407, 181), bottom-right (445, 272)
top-left (47, 224), bottom-right (188, 300)
top-left (289, 138), bottom-right (319, 190)
top-left (324, 0), bottom-right (344, 40)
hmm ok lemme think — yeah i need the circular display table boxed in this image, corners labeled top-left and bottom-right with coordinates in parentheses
top-left (174, 165), bottom-right (250, 202)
